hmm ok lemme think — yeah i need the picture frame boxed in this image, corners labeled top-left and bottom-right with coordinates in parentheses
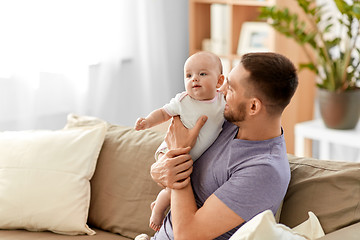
top-left (237, 22), bottom-right (274, 55)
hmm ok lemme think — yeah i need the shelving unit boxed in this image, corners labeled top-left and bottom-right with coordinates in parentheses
top-left (189, 0), bottom-right (275, 74)
top-left (189, 0), bottom-right (316, 154)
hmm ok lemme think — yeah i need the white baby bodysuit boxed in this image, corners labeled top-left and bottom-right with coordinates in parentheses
top-left (158, 90), bottom-right (225, 161)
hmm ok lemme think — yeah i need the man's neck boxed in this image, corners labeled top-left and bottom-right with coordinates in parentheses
top-left (234, 117), bottom-right (282, 141)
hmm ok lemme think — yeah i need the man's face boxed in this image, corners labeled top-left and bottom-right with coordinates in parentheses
top-left (220, 64), bottom-right (249, 123)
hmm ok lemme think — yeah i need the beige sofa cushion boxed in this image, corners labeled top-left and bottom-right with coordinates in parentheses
top-left (317, 222), bottom-right (360, 240)
top-left (280, 155), bottom-right (360, 234)
top-left (65, 114), bottom-right (163, 239)
top-left (0, 124), bottom-right (106, 235)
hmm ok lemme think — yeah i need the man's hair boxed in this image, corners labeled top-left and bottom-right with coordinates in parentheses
top-left (241, 52), bottom-right (298, 115)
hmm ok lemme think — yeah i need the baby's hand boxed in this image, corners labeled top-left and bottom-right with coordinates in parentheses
top-left (135, 117), bottom-right (148, 130)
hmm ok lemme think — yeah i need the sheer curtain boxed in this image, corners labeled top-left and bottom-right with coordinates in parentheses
top-left (0, 0), bottom-right (188, 130)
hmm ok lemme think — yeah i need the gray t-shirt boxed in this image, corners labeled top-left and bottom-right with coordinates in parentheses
top-left (153, 121), bottom-right (290, 240)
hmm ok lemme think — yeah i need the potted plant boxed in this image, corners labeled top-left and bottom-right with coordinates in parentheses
top-left (260, 0), bottom-right (360, 129)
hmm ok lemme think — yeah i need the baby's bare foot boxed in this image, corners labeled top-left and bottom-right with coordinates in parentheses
top-left (149, 201), bottom-right (165, 232)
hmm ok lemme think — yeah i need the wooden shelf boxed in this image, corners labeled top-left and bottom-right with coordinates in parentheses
top-left (192, 0), bottom-right (228, 4)
top-left (192, 0), bottom-right (274, 6)
top-left (189, 0), bottom-right (270, 74)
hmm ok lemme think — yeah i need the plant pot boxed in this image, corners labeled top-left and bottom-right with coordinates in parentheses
top-left (318, 88), bottom-right (360, 130)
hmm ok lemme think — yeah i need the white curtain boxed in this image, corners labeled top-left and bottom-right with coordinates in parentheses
top-left (0, 0), bottom-right (188, 130)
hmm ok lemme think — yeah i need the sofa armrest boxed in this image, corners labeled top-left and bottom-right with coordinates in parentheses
top-left (317, 222), bottom-right (360, 240)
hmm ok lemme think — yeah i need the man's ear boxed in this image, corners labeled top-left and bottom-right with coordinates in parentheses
top-left (249, 98), bottom-right (262, 115)
top-left (216, 74), bottom-right (225, 88)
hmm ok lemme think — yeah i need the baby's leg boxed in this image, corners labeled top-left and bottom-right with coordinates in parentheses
top-left (150, 188), bottom-right (171, 231)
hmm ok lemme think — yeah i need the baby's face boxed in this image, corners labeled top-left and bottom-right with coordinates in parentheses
top-left (184, 53), bottom-right (222, 101)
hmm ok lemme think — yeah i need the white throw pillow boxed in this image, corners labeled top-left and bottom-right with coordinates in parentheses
top-left (292, 212), bottom-right (325, 239)
top-left (229, 210), bottom-right (324, 240)
top-left (0, 124), bottom-right (106, 235)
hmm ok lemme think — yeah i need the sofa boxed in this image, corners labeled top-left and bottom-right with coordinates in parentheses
top-left (0, 114), bottom-right (359, 240)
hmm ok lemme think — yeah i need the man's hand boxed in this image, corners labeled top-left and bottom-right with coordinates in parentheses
top-left (165, 115), bottom-right (207, 149)
top-left (150, 115), bottom-right (207, 189)
top-left (150, 147), bottom-right (193, 189)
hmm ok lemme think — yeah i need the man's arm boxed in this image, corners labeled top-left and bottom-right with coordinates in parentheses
top-left (159, 116), bottom-right (244, 239)
top-left (171, 185), bottom-right (245, 240)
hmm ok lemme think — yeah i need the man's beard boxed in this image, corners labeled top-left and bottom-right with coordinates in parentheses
top-left (224, 102), bottom-right (246, 123)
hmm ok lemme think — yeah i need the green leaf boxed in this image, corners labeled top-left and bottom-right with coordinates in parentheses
top-left (323, 23), bottom-right (334, 33)
top-left (325, 38), bottom-right (341, 49)
top-left (299, 63), bottom-right (318, 73)
top-left (351, 3), bottom-right (360, 18)
top-left (334, 0), bottom-right (351, 15)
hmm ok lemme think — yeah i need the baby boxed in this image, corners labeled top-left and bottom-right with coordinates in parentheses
top-left (135, 51), bottom-right (225, 231)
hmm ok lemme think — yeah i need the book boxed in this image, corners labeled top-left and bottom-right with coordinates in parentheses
top-left (210, 4), bottom-right (230, 55)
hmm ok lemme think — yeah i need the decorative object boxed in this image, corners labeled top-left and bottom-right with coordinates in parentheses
top-left (318, 88), bottom-right (360, 129)
top-left (260, 0), bottom-right (360, 129)
top-left (237, 22), bottom-right (274, 55)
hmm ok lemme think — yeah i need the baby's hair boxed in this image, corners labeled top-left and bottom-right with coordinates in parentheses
top-left (192, 51), bottom-right (223, 74)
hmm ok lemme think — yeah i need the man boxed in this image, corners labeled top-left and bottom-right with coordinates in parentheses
top-left (150, 52), bottom-right (298, 239)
